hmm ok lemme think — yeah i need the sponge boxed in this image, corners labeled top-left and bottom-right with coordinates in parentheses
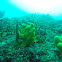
top-left (18, 23), bottom-right (38, 47)
top-left (54, 36), bottom-right (62, 56)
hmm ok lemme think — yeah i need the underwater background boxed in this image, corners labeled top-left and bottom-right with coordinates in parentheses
top-left (0, 0), bottom-right (62, 62)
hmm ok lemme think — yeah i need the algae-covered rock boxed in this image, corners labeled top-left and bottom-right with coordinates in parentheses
top-left (18, 23), bottom-right (38, 47)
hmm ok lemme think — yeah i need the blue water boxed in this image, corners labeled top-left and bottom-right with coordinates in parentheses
top-left (0, 0), bottom-right (62, 20)
top-left (0, 0), bottom-right (28, 18)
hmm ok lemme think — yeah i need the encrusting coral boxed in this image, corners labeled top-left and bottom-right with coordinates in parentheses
top-left (18, 23), bottom-right (38, 47)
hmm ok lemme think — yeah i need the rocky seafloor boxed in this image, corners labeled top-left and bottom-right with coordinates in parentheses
top-left (0, 14), bottom-right (62, 62)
